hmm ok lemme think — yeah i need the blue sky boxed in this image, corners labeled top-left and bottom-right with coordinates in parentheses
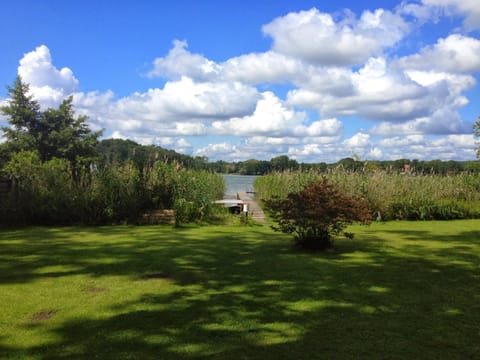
top-left (1, 0), bottom-right (479, 162)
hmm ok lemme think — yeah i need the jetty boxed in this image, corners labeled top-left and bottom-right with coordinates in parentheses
top-left (237, 192), bottom-right (265, 223)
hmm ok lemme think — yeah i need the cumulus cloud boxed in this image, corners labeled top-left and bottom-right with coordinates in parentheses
top-left (376, 133), bottom-right (476, 160)
top-left (18, 45), bottom-right (79, 92)
top-left (148, 40), bottom-right (308, 85)
top-left (142, 24), bottom-right (477, 144)
top-left (148, 40), bottom-right (220, 81)
top-left (343, 132), bottom-right (371, 148)
top-left (398, 34), bottom-right (480, 73)
top-left (17, 45), bottom-right (79, 108)
top-left (222, 51), bottom-right (306, 84)
top-left (262, 8), bottom-right (409, 66)
top-left (111, 130), bottom-right (192, 152)
top-left (110, 78), bottom-right (259, 123)
top-left (212, 92), bottom-right (304, 136)
top-left (288, 57), bottom-right (432, 121)
top-left (211, 91), bottom-right (342, 138)
top-left (194, 142), bottom-right (243, 161)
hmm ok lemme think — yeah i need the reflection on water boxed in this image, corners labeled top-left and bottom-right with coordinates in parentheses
top-left (222, 174), bottom-right (258, 196)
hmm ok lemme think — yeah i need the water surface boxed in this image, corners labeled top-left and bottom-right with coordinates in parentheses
top-left (222, 175), bottom-right (258, 196)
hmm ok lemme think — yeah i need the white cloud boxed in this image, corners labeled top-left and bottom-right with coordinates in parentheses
top-left (344, 132), bottom-right (371, 148)
top-left (247, 136), bottom-right (301, 146)
top-left (212, 91), bottom-right (305, 136)
top-left (194, 142), bottom-right (242, 161)
top-left (18, 45), bottom-right (78, 92)
top-left (109, 77), bottom-right (259, 124)
top-left (262, 8), bottom-right (409, 66)
top-left (18, 45), bottom-right (79, 108)
top-left (110, 131), bottom-right (192, 152)
top-left (211, 91), bottom-right (342, 138)
top-left (148, 40), bottom-right (220, 81)
top-left (421, 0), bottom-right (480, 30)
top-left (149, 41), bottom-right (307, 86)
top-left (371, 106), bottom-right (473, 136)
top-left (222, 51), bottom-right (306, 84)
top-left (368, 147), bottom-right (383, 159)
top-left (398, 34), bottom-right (480, 73)
top-left (376, 133), bottom-right (476, 160)
top-left (379, 134), bottom-right (426, 147)
top-left (288, 57), bottom-right (431, 121)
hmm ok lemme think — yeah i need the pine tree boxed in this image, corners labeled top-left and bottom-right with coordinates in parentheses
top-left (1, 76), bottom-right (102, 165)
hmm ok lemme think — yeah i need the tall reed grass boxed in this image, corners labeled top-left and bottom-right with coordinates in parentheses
top-left (0, 151), bottom-right (225, 225)
top-left (255, 169), bottom-right (480, 221)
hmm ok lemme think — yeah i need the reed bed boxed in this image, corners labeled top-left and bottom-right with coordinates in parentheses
top-left (255, 170), bottom-right (480, 220)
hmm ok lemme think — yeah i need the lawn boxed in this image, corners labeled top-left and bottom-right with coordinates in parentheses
top-left (0, 221), bottom-right (479, 359)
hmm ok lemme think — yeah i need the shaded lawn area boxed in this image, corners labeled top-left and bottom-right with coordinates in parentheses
top-left (0, 220), bottom-right (479, 359)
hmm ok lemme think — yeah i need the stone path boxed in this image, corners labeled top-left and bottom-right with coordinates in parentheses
top-left (236, 192), bottom-right (265, 224)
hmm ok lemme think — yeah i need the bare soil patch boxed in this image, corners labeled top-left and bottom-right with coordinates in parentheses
top-left (31, 310), bottom-right (58, 321)
top-left (83, 286), bottom-right (107, 293)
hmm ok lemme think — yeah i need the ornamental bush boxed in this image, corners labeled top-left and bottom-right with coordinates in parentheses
top-left (264, 178), bottom-right (372, 250)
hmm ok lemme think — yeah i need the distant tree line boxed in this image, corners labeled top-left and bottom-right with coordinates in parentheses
top-left (94, 143), bottom-right (480, 176)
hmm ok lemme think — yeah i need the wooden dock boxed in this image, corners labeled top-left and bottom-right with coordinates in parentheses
top-left (237, 192), bottom-right (265, 224)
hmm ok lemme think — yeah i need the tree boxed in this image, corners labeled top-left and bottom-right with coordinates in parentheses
top-left (270, 155), bottom-right (298, 172)
top-left (1, 76), bottom-right (102, 164)
top-left (475, 117), bottom-right (480, 159)
top-left (0, 76), bottom-right (42, 159)
top-left (41, 97), bottom-right (102, 164)
top-left (264, 178), bottom-right (372, 250)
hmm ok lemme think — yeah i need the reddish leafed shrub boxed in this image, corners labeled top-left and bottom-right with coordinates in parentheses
top-left (264, 178), bottom-right (372, 250)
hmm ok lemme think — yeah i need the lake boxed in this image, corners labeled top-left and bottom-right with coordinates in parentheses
top-left (223, 174), bottom-right (258, 196)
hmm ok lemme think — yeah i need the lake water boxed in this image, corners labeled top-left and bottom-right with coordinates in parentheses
top-left (223, 175), bottom-right (258, 196)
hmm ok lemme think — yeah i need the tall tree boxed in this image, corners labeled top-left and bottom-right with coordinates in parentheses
top-left (1, 76), bottom-right (102, 164)
top-left (40, 96), bottom-right (102, 163)
top-left (0, 76), bottom-right (41, 157)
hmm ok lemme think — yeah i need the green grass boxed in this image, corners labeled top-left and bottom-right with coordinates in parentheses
top-left (0, 221), bottom-right (479, 359)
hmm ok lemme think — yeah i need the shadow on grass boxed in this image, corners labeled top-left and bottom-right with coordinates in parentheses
top-left (1, 223), bottom-right (479, 359)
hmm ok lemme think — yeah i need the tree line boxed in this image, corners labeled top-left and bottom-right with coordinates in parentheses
top-left (95, 144), bottom-right (480, 176)
top-left (95, 142), bottom-right (480, 176)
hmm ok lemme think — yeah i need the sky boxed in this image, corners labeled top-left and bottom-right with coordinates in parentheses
top-left (1, 0), bottom-right (480, 163)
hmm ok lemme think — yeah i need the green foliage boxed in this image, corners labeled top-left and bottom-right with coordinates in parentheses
top-left (475, 116), bottom-right (480, 159)
top-left (264, 178), bottom-right (372, 250)
top-left (40, 97), bottom-right (102, 163)
top-left (0, 151), bottom-right (225, 225)
top-left (0, 78), bottom-right (224, 225)
top-left (0, 76), bottom-right (101, 165)
top-left (96, 138), bottom-right (209, 170)
top-left (173, 168), bottom-right (225, 225)
top-left (0, 77), bottom-right (41, 156)
top-left (89, 162), bottom-right (145, 223)
top-left (256, 169), bottom-right (480, 221)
